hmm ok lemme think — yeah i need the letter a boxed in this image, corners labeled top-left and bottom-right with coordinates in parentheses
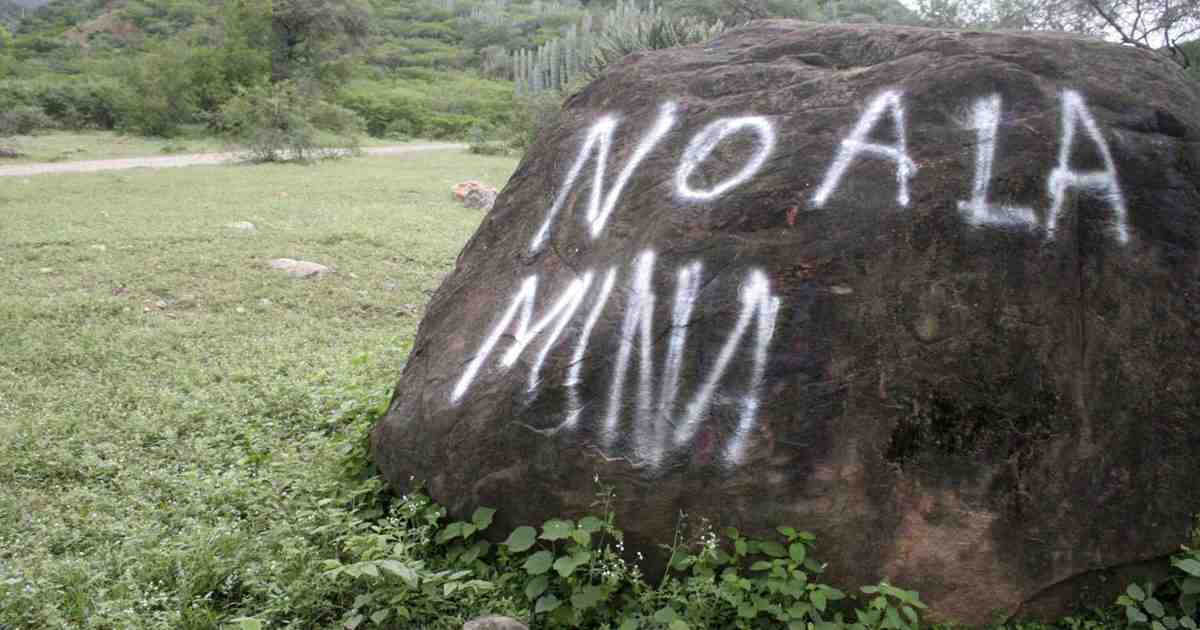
top-left (812, 90), bottom-right (917, 208)
top-left (1046, 90), bottom-right (1129, 244)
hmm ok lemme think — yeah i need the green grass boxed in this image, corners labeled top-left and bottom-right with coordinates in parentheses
top-left (0, 130), bottom-right (229, 163)
top-left (0, 149), bottom-right (518, 628)
top-left (0, 130), bottom-right (442, 164)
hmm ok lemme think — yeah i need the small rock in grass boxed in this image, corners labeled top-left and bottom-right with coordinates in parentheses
top-left (90, 244), bottom-right (107, 252)
top-left (225, 221), bottom-right (256, 231)
top-left (462, 616), bottom-right (528, 630)
top-left (463, 187), bottom-right (498, 211)
top-left (452, 180), bottom-right (498, 203)
top-left (268, 258), bottom-right (331, 278)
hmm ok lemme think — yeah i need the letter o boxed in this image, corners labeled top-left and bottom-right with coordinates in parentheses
top-left (675, 116), bottom-right (775, 201)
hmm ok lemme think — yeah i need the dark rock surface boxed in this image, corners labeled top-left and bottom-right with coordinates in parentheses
top-left (373, 21), bottom-right (1200, 624)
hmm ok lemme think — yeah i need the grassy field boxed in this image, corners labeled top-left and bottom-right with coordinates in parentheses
top-left (0, 131), bottom-right (230, 163)
top-left (0, 131), bottom-right (432, 164)
top-left (0, 149), bottom-right (518, 628)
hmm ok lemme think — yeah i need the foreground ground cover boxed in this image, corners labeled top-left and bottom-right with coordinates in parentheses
top-left (0, 146), bottom-right (1196, 630)
top-left (0, 149), bottom-right (517, 627)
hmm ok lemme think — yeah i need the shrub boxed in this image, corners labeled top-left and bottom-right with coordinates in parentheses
top-left (1116, 544), bottom-right (1200, 629)
top-left (335, 73), bottom-right (513, 139)
top-left (0, 76), bottom-right (132, 130)
top-left (216, 80), bottom-right (364, 162)
top-left (0, 105), bottom-right (53, 135)
top-left (507, 89), bottom-right (563, 152)
top-left (467, 125), bottom-right (510, 155)
top-left (114, 48), bottom-right (203, 136)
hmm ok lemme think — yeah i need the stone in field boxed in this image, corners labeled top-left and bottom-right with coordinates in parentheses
top-left (225, 221), bottom-right (257, 231)
top-left (453, 180), bottom-right (499, 203)
top-left (463, 187), bottom-right (498, 210)
top-left (373, 21), bottom-right (1200, 624)
top-left (267, 258), bottom-right (330, 278)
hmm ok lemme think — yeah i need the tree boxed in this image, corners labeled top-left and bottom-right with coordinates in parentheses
top-left (1079, 0), bottom-right (1199, 67)
top-left (915, 0), bottom-right (1197, 68)
top-left (269, 0), bottom-right (371, 82)
top-left (915, 0), bottom-right (1105, 32)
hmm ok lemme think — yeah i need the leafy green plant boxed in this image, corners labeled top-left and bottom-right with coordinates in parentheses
top-left (1117, 548), bottom-right (1200, 630)
top-left (322, 487), bottom-right (521, 629)
top-left (856, 581), bottom-right (928, 629)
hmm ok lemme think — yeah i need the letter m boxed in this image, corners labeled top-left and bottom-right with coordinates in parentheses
top-left (450, 273), bottom-right (593, 405)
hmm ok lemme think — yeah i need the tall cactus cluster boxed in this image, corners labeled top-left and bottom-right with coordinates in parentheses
top-left (511, 17), bottom-right (595, 93)
top-left (508, 0), bottom-right (726, 94)
top-left (464, 0), bottom-right (573, 24)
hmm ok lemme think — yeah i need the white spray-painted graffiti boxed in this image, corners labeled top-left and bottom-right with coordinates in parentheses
top-left (812, 90), bottom-right (917, 209)
top-left (675, 116), bottom-right (776, 201)
top-left (958, 94), bottom-right (1037, 227)
top-left (451, 87), bottom-right (1132, 469)
top-left (956, 90), bottom-right (1128, 242)
top-left (448, 246), bottom-right (780, 468)
top-left (1046, 90), bottom-right (1129, 243)
top-left (529, 103), bottom-right (678, 252)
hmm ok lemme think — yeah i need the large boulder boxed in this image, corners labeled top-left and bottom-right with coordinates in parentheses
top-left (372, 21), bottom-right (1200, 624)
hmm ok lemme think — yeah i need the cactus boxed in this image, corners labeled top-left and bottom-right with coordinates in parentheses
top-left (509, 0), bottom-right (726, 93)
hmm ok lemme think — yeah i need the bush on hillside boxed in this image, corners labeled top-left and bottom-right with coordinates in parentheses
top-left (216, 80), bottom-right (364, 162)
top-left (335, 73), bottom-right (513, 139)
top-left (0, 76), bottom-right (132, 131)
top-left (507, 89), bottom-right (563, 152)
top-left (0, 105), bottom-right (53, 135)
top-left (466, 124), bottom-right (510, 155)
top-left (114, 48), bottom-right (202, 136)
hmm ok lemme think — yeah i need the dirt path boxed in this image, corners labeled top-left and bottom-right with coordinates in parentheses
top-left (0, 143), bottom-right (468, 178)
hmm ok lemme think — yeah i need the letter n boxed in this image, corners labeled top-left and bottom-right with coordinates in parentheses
top-left (529, 103), bottom-right (676, 252)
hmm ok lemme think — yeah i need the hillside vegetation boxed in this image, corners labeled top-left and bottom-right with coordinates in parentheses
top-left (0, 0), bottom-right (924, 148)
